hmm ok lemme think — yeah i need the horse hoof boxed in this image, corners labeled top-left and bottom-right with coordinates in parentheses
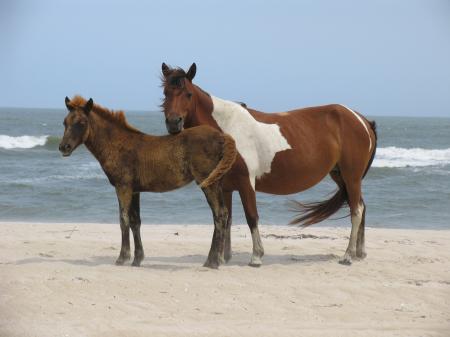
top-left (356, 251), bottom-right (367, 260)
top-left (249, 255), bottom-right (262, 267)
top-left (131, 260), bottom-right (142, 267)
top-left (115, 259), bottom-right (126, 266)
top-left (203, 261), bottom-right (219, 269)
top-left (338, 258), bottom-right (352, 266)
top-left (219, 256), bottom-right (225, 265)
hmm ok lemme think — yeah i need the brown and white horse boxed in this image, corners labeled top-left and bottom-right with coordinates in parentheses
top-left (160, 63), bottom-right (377, 266)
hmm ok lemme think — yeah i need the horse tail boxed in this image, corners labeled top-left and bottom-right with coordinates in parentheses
top-left (289, 185), bottom-right (348, 227)
top-left (290, 119), bottom-right (377, 227)
top-left (200, 134), bottom-right (237, 188)
top-left (362, 120), bottom-right (377, 178)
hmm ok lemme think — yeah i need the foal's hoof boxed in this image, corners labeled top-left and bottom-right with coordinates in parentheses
top-left (338, 258), bottom-right (352, 266)
top-left (131, 259), bottom-right (142, 267)
top-left (224, 253), bottom-right (232, 263)
top-left (203, 260), bottom-right (219, 269)
top-left (131, 253), bottom-right (144, 267)
top-left (115, 258), bottom-right (127, 266)
top-left (356, 251), bottom-right (367, 260)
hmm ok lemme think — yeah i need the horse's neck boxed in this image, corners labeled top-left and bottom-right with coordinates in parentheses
top-left (186, 85), bottom-right (216, 128)
top-left (189, 86), bottom-right (263, 129)
top-left (84, 113), bottom-right (125, 166)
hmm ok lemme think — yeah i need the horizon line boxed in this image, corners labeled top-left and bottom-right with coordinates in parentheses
top-left (0, 105), bottom-right (449, 118)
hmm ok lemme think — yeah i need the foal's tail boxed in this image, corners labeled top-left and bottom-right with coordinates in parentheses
top-left (289, 119), bottom-right (378, 227)
top-left (200, 134), bottom-right (237, 188)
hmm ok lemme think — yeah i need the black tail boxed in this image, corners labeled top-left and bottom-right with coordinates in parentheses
top-left (362, 120), bottom-right (377, 178)
top-left (289, 186), bottom-right (348, 227)
top-left (290, 119), bottom-right (377, 227)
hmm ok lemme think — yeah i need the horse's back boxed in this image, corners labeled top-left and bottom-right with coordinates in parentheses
top-left (247, 104), bottom-right (375, 193)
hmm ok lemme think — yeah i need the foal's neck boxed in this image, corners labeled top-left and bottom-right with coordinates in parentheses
top-left (84, 112), bottom-right (131, 165)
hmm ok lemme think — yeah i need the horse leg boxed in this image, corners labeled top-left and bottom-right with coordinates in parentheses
top-left (339, 180), bottom-right (364, 265)
top-left (115, 187), bottom-right (132, 265)
top-left (202, 183), bottom-right (228, 269)
top-left (223, 191), bottom-right (233, 263)
top-left (356, 199), bottom-right (367, 259)
top-left (238, 182), bottom-right (264, 267)
top-left (130, 192), bottom-right (144, 266)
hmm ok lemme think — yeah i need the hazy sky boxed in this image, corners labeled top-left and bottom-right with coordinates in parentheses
top-left (1, 0), bottom-right (449, 116)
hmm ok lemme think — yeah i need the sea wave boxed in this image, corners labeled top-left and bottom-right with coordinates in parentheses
top-left (0, 135), bottom-right (60, 150)
top-left (1, 136), bottom-right (449, 169)
top-left (0, 135), bottom-right (48, 149)
top-left (374, 147), bottom-right (450, 168)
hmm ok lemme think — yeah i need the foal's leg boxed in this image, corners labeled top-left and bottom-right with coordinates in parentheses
top-left (339, 181), bottom-right (364, 265)
top-left (356, 199), bottom-right (367, 259)
top-left (202, 183), bottom-right (228, 269)
top-left (223, 191), bottom-right (233, 263)
top-left (129, 192), bottom-right (145, 266)
top-left (238, 181), bottom-right (264, 267)
top-left (115, 187), bottom-right (133, 265)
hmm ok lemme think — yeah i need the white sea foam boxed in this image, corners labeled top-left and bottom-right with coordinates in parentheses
top-left (374, 147), bottom-right (450, 168)
top-left (0, 135), bottom-right (49, 149)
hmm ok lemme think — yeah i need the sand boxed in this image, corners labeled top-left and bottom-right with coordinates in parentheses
top-left (0, 222), bottom-right (449, 337)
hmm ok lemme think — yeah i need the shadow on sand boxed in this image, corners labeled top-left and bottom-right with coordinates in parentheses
top-left (14, 251), bottom-right (338, 269)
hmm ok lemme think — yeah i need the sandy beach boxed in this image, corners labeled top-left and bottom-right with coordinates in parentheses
top-left (0, 222), bottom-right (449, 337)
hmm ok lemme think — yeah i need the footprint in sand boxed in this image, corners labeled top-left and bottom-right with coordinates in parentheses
top-left (39, 253), bottom-right (53, 258)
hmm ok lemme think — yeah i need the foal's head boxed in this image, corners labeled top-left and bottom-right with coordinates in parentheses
top-left (59, 96), bottom-right (93, 156)
top-left (161, 62), bottom-right (197, 134)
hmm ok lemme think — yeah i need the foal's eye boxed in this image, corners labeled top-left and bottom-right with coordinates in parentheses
top-left (187, 92), bottom-right (192, 99)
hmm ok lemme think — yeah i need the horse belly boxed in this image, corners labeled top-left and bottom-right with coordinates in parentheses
top-left (255, 131), bottom-right (339, 195)
top-left (255, 155), bottom-right (333, 194)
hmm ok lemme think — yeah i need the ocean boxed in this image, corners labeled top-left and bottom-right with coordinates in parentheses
top-left (0, 107), bottom-right (449, 229)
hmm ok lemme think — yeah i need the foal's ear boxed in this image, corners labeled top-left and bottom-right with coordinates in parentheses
top-left (65, 96), bottom-right (73, 110)
top-left (83, 98), bottom-right (94, 115)
top-left (186, 62), bottom-right (196, 81)
top-left (162, 62), bottom-right (170, 77)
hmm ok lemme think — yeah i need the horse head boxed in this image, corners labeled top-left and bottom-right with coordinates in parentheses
top-left (59, 96), bottom-right (93, 156)
top-left (161, 62), bottom-right (197, 134)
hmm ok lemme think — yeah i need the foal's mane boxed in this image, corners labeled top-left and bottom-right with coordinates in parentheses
top-left (70, 95), bottom-right (143, 134)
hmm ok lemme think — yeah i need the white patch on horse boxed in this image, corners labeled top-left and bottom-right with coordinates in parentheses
top-left (340, 105), bottom-right (372, 152)
top-left (211, 96), bottom-right (291, 190)
top-left (351, 203), bottom-right (364, 229)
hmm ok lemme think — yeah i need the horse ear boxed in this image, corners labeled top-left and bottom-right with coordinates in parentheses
top-left (162, 62), bottom-right (170, 77)
top-left (83, 98), bottom-right (94, 115)
top-left (65, 96), bottom-right (73, 110)
top-left (186, 62), bottom-right (196, 81)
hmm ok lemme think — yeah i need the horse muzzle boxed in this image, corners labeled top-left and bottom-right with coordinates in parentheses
top-left (59, 143), bottom-right (73, 157)
top-left (165, 117), bottom-right (184, 135)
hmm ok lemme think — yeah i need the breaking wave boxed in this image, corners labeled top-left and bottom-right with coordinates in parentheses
top-left (0, 135), bottom-right (60, 150)
top-left (374, 147), bottom-right (450, 168)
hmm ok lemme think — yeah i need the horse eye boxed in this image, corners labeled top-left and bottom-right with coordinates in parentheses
top-left (187, 92), bottom-right (192, 99)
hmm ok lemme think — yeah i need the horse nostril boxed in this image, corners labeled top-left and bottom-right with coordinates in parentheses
top-left (177, 117), bottom-right (182, 123)
top-left (165, 118), bottom-right (169, 124)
